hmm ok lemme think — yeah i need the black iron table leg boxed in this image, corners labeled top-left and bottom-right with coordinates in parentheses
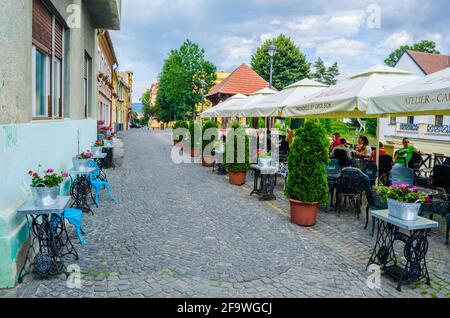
top-left (18, 212), bottom-right (78, 283)
top-left (70, 175), bottom-right (94, 214)
top-left (260, 174), bottom-right (276, 201)
top-left (368, 218), bottom-right (433, 292)
top-left (250, 169), bottom-right (262, 196)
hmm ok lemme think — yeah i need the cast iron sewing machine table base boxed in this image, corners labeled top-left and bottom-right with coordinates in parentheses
top-left (367, 210), bottom-right (438, 292)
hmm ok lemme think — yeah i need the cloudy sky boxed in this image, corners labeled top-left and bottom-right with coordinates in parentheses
top-left (110, 0), bottom-right (450, 102)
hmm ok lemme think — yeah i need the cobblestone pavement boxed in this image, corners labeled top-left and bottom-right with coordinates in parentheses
top-left (1, 129), bottom-right (449, 298)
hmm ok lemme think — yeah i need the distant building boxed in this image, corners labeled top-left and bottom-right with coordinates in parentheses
top-left (380, 50), bottom-right (450, 156)
top-left (97, 30), bottom-right (118, 127)
top-left (150, 82), bottom-right (159, 107)
top-left (206, 64), bottom-right (269, 106)
top-left (112, 71), bottom-right (133, 131)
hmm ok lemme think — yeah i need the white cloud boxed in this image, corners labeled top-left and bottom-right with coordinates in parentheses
top-left (316, 38), bottom-right (367, 58)
top-left (375, 31), bottom-right (412, 55)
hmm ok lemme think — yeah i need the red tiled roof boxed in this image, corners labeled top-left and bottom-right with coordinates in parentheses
top-left (406, 50), bottom-right (450, 75)
top-left (207, 64), bottom-right (269, 97)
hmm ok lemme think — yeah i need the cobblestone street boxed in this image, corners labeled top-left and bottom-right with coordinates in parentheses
top-left (1, 129), bottom-right (449, 298)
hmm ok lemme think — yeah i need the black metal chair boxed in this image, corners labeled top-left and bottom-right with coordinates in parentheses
top-left (444, 158), bottom-right (450, 166)
top-left (378, 154), bottom-right (393, 185)
top-left (420, 191), bottom-right (450, 245)
top-left (362, 162), bottom-right (377, 187)
top-left (432, 165), bottom-right (450, 193)
top-left (333, 148), bottom-right (351, 168)
top-left (408, 151), bottom-right (423, 170)
top-left (326, 159), bottom-right (340, 209)
top-left (336, 168), bottom-right (366, 218)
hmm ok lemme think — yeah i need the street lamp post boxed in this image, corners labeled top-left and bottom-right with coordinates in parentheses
top-left (266, 42), bottom-right (277, 134)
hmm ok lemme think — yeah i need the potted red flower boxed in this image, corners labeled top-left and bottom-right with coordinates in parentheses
top-left (73, 150), bottom-right (93, 171)
top-left (29, 166), bottom-right (68, 207)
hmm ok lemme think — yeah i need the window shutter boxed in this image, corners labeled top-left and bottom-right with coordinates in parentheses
top-left (54, 20), bottom-right (63, 60)
top-left (32, 0), bottom-right (52, 55)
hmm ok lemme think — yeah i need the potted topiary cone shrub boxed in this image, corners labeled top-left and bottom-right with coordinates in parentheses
top-left (285, 120), bottom-right (329, 226)
top-left (172, 120), bottom-right (189, 146)
top-left (188, 120), bottom-right (202, 158)
top-left (202, 120), bottom-right (219, 167)
top-left (224, 123), bottom-right (251, 185)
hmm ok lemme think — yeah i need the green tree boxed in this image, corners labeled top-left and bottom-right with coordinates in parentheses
top-left (365, 118), bottom-right (377, 136)
top-left (251, 34), bottom-right (310, 90)
top-left (156, 40), bottom-right (216, 122)
top-left (140, 89), bottom-right (152, 122)
top-left (285, 121), bottom-right (329, 205)
top-left (312, 57), bottom-right (340, 86)
top-left (384, 40), bottom-right (440, 67)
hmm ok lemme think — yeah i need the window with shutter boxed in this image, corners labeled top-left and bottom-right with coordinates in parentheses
top-left (32, 0), bottom-right (64, 119)
top-left (32, 0), bottom-right (52, 55)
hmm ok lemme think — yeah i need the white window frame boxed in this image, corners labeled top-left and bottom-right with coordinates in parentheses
top-left (32, 45), bottom-right (50, 118)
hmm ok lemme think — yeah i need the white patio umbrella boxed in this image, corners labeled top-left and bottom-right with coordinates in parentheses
top-left (368, 67), bottom-right (450, 116)
top-left (238, 79), bottom-right (328, 117)
top-left (201, 93), bottom-right (247, 118)
top-left (284, 65), bottom-right (419, 118)
top-left (217, 87), bottom-right (277, 117)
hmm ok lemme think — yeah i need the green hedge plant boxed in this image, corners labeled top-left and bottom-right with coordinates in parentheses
top-left (224, 123), bottom-right (251, 172)
top-left (172, 120), bottom-right (189, 142)
top-left (285, 120), bottom-right (329, 205)
top-left (202, 120), bottom-right (219, 155)
top-left (188, 120), bottom-right (202, 150)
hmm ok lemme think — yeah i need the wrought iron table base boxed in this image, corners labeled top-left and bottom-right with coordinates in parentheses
top-left (367, 220), bottom-right (431, 291)
top-left (250, 170), bottom-right (276, 201)
top-left (213, 162), bottom-right (227, 175)
top-left (18, 213), bottom-right (79, 283)
top-left (70, 175), bottom-right (96, 215)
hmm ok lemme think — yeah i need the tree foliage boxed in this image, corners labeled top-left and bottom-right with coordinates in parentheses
top-left (156, 40), bottom-right (216, 122)
top-left (224, 123), bottom-right (251, 172)
top-left (202, 120), bottom-right (219, 153)
top-left (384, 40), bottom-right (440, 67)
top-left (251, 34), bottom-right (310, 90)
top-left (312, 57), bottom-right (340, 86)
top-left (140, 89), bottom-right (153, 122)
top-left (285, 121), bottom-right (329, 205)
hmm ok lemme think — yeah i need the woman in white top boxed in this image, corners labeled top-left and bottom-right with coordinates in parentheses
top-left (356, 135), bottom-right (371, 158)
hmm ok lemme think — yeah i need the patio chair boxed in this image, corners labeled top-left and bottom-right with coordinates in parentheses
top-left (362, 162), bottom-right (377, 187)
top-left (326, 159), bottom-right (340, 208)
top-left (378, 154), bottom-right (393, 185)
top-left (363, 181), bottom-right (387, 236)
top-left (408, 151), bottom-right (423, 170)
top-left (389, 164), bottom-right (415, 186)
top-left (432, 165), bottom-right (450, 193)
top-left (88, 160), bottom-right (114, 205)
top-left (52, 208), bottom-right (87, 245)
top-left (420, 191), bottom-right (450, 245)
top-left (333, 149), bottom-right (351, 168)
top-left (336, 168), bottom-right (366, 218)
top-left (443, 158), bottom-right (450, 166)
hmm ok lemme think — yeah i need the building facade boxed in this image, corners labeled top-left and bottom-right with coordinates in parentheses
top-left (380, 50), bottom-right (450, 156)
top-left (97, 30), bottom-right (118, 127)
top-left (112, 71), bottom-right (133, 131)
top-left (0, 0), bottom-right (121, 288)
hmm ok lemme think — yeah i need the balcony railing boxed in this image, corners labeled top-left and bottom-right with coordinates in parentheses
top-left (398, 123), bottom-right (419, 132)
top-left (427, 125), bottom-right (450, 135)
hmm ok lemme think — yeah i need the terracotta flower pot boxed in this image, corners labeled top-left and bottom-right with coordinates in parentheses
top-left (288, 199), bottom-right (319, 227)
top-left (202, 155), bottom-right (214, 167)
top-left (229, 170), bottom-right (246, 186)
top-left (173, 140), bottom-right (179, 146)
top-left (190, 148), bottom-right (197, 157)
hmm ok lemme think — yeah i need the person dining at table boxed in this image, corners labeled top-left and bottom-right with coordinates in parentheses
top-left (370, 142), bottom-right (387, 162)
top-left (356, 135), bottom-right (371, 158)
top-left (394, 138), bottom-right (422, 167)
top-left (330, 132), bottom-right (341, 150)
top-left (331, 138), bottom-right (352, 161)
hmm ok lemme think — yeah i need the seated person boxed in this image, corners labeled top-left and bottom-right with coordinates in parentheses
top-left (330, 132), bottom-right (341, 150)
top-left (394, 138), bottom-right (422, 167)
top-left (370, 142), bottom-right (387, 162)
top-left (331, 138), bottom-right (352, 161)
top-left (356, 135), bottom-right (371, 158)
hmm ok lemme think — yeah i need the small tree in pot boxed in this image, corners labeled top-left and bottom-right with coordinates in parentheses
top-left (224, 123), bottom-right (251, 185)
top-left (285, 120), bottom-right (329, 226)
top-left (202, 120), bottom-right (219, 167)
top-left (188, 121), bottom-right (202, 157)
